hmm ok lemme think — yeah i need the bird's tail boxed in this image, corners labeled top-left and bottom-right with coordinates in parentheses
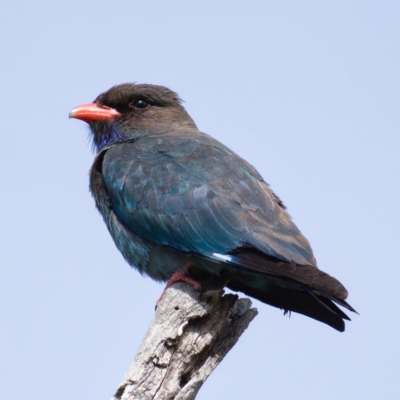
top-left (227, 276), bottom-right (355, 332)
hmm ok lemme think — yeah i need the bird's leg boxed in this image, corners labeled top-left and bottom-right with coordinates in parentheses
top-left (156, 271), bottom-right (201, 305)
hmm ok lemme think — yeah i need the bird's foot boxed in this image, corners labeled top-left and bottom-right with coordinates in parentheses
top-left (156, 271), bottom-right (201, 305)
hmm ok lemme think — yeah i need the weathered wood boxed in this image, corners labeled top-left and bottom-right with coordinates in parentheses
top-left (112, 282), bottom-right (258, 400)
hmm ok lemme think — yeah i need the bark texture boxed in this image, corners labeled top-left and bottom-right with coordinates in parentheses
top-left (112, 282), bottom-right (258, 400)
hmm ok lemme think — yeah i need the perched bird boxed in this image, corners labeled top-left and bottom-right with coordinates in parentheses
top-left (70, 83), bottom-right (356, 331)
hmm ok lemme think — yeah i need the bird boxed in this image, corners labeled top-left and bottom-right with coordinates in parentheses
top-left (69, 83), bottom-right (356, 331)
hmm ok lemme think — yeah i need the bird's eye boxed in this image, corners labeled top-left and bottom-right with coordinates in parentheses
top-left (130, 97), bottom-right (150, 110)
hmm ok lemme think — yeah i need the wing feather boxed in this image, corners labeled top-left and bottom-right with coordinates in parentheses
top-left (103, 132), bottom-right (316, 265)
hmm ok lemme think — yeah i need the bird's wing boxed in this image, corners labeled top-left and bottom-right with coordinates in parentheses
top-left (102, 132), bottom-right (316, 267)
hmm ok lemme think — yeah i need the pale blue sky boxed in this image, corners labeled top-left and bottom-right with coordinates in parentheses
top-left (1, 1), bottom-right (399, 399)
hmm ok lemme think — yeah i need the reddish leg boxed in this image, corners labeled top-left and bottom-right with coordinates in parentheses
top-left (156, 271), bottom-right (201, 305)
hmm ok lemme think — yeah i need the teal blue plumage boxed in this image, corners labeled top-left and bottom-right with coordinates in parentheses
top-left (71, 83), bottom-right (356, 331)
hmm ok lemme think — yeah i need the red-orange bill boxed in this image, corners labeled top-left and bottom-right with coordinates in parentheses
top-left (69, 103), bottom-right (121, 123)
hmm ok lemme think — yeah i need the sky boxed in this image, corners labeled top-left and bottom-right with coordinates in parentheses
top-left (1, 1), bottom-right (399, 399)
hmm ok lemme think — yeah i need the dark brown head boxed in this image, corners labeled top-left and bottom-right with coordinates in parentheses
top-left (70, 83), bottom-right (197, 152)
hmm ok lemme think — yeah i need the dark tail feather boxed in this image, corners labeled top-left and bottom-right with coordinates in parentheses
top-left (323, 295), bottom-right (358, 314)
top-left (227, 279), bottom-right (350, 332)
top-left (304, 287), bottom-right (351, 321)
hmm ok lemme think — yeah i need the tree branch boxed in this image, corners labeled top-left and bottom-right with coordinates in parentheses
top-left (112, 282), bottom-right (258, 400)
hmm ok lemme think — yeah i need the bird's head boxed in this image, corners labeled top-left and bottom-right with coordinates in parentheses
top-left (69, 83), bottom-right (197, 152)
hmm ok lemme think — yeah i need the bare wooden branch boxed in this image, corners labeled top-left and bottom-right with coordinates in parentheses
top-left (112, 282), bottom-right (258, 400)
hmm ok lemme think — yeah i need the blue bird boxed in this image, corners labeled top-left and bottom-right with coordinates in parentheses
top-left (70, 83), bottom-right (356, 331)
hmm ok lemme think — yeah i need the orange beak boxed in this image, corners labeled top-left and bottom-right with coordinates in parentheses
top-left (69, 103), bottom-right (121, 123)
